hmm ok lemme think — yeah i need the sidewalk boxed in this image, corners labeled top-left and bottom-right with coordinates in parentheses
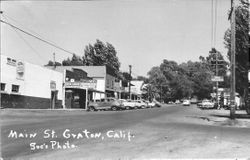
top-left (188, 106), bottom-right (250, 128)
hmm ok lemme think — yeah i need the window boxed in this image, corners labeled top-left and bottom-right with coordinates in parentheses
top-left (1, 83), bottom-right (6, 91)
top-left (107, 98), bottom-right (114, 102)
top-left (12, 85), bottom-right (20, 93)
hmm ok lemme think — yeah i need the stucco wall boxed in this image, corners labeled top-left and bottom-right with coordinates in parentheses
top-left (1, 55), bottom-right (63, 100)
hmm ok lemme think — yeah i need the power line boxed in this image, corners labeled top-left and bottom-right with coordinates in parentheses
top-left (211, 0), bottom-right (218, 48)
top-left (214, 0), bottom-right (218, 47)
top-left (0, 19), bottom-right (76, 56)
top-left (2, 13), bottom-right (57, 46)
top-left (11, 24), bottom-right (47, 63)
top-left (2, 15), bottom-right (47, 63)
top-left (211, 0), bottom-right (214, 48)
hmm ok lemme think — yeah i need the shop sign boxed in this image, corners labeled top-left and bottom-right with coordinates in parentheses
top-left (17, 62), bottom-right (25, 73)
top-left (65, 80), bottom-right (97, 89)
top-left (211, 76), bottom-right (224, 82)
top-left (7, 57), bottom-right (17, 66)
top-left (50, 81), bottom-right (56, 90)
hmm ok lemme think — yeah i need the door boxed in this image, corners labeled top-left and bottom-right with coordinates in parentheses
top-left (99, 98), bottom-right (107, 109)
top-left (65, 91), bottom-right (72, 109)
top-left (50, 90), bottom-right (58, 109)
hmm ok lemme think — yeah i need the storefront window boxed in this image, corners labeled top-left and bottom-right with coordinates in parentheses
top-left (11, 85), bottom-right (20, 93)
top-left (1, 83), bottom-right (6, 91)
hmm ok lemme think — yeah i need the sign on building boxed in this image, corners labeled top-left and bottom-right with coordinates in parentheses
top-left (65, 79), bottom-right (97, 89)
top-left (211, 76), bottom-right (224, 82)
top-left (16, 61), bottom-right (25, 80)
top-left (50, 81), bottom-right (57, 90)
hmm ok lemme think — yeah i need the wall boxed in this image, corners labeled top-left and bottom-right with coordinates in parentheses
top-left (0, 55), bottom-right (63, 109)
top-left (92, 78), bottom-right (105, 99)
top-left (106, 74), bottom-right (115, 91)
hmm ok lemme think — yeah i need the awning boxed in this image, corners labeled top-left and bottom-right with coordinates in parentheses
top-left (88, 88), bottom-right (105, 94)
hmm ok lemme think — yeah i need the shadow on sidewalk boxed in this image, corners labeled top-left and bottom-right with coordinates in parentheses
top-left (210, 113), bottom-right (250, 119)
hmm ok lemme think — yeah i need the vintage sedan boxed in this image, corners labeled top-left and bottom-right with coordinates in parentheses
top-left (183, 99), bottom-right (191, 106)
top-left (120, 99), bottom-right (137, 110)
top-left (200, 99), bottom-right (214, 109)
top-left (88, 98), bottom-right (125, 111)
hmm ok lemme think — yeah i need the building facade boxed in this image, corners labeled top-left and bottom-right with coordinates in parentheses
top-left (0, 55), bottom-right (63, 109)
top-left (47, 66), bottom-right (121, 100)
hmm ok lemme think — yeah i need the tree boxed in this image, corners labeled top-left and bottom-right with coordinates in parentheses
top-left (147, 66), bottom-right (169, 101)
top-left (45, 60), bottom-right (62, 66)
top-left (181, 61), bottom-right (213, 99)
top-left (84, 39), bottom-right (121, 76)
top-left (224, 0), bottom-right (249, 96)
top-left (135, 76), bottom-right (149, 83)
top-left (147, 58), bottom-right (216, 101)
top-left (62, 58), bottom-right (72, 66)
top-left (120, 72), bottom-right (132, 87)
top-left (62, 54), bottom-right (84, 66)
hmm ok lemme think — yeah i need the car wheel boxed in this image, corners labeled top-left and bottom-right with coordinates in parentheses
top-left (111, 106), bottom-right (117, 111)
top-left (88, 106), bottom-right (96, 112)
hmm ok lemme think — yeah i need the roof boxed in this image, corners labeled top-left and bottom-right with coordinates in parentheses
top-left (46, 66), bottom-right (106, 78)
top-left (130, 80), bottom-right (144, 94)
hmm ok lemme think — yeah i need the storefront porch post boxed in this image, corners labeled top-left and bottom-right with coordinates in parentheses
top-left (62, 69), bottom-right (66, 109)
top-left (85, 88), bottom-right (88, 110)
top-left (94, 92), bottom-right (96, 101)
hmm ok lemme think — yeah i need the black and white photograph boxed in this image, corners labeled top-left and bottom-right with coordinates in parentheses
top-left (0, 0), bottom-right (249, 159)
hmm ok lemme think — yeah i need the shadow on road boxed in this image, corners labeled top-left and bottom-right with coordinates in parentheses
top-left (210, 113), bottom-right (250, 119)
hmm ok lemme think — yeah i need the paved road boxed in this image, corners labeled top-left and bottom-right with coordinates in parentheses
top-left (1, 105), bottom-right (250, 159)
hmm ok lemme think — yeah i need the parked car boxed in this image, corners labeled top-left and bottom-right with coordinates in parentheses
top-left (183, 99), bottom-right (190, 106)
top-left (88, 98), bottom-right (124, 111)
top-left (169, 101), bottom-right (175, 104)
top-left (147, 101), bottom-right (156, 108)
top-left (134, 100), bottom-right (147, 109)
top-left (120, 99), bottom-right (137, 110)
top-left (190, 98), bottom-right (198, 104)
top-left (197, 100), bottom-right (202, 107)
top-left (175, 100), bottom-right (181, 104)
top-left (200, 99), bottom-right (214, 109)
top-left (142, 100), bottom-right (150, 108)
top-left (154, 100), bottom-right (162, 107)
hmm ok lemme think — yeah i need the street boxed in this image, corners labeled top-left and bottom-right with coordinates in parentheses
top-left (1, 105), bottom-right (250, 159)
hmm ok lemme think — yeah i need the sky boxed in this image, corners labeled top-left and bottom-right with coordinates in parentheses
top-left (1, 0), bottom-right (231, 77)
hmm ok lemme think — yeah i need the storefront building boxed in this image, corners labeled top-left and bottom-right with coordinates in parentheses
top-left (0, 55), bottom-right (63, 109)
top-left (123, 80), bottom-right (144, 100)
top-left (46, 66), bottom-right (105, 109)
top-left (47, 66), bottom-right (118, 101)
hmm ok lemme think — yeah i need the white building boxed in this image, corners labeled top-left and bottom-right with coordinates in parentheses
top-left (124, 80), bottom-right (144, 100)
top-left (0, 55), bottom-right (63, 109)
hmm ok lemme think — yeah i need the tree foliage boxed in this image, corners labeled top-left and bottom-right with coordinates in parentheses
top-left (45, 60), bottom-right (62, 66)
top-left (46, 39), bottom-right (121, 77)
top-left (83, 39), bottom-right (121, 76)
top-left (224, 0), bottom-right (249, 96)
top-left (62, 54), bottom-right (84, 66)
top-left (146, 53), bottom-right (229, 102)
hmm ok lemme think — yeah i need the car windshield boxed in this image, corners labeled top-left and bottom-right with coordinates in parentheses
top-left (203, 100), bottom-right (210, 103)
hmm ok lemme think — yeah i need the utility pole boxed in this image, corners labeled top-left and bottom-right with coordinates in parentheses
top-left (53, 52), bottom-right (56, 69)
top-left (160, 85), bottom-right (162, 103)
top-left (215, 50), bottom-right (219, 108)
top-left (129, 65), bottom-right (132, 99)
top-left (230, 0), bottom-right (236, 119)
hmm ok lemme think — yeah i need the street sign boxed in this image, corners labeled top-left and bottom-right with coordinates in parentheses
top-left (211, 76), bottom-right (224, 82)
